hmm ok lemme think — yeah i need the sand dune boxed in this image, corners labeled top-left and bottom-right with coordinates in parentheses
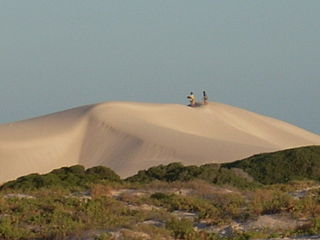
top-left (0, 101), bottom-right (319, 183)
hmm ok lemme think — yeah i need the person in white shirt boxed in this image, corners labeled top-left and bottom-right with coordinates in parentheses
top-left (187, 92), bottom-right (196, 107)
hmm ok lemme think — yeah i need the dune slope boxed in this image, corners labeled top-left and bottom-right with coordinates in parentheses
top-left (0, 101), bottom-right (319, 182)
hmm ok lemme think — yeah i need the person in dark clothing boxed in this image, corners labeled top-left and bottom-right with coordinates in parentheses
top-left (203, 91), bottom-right (208, 105)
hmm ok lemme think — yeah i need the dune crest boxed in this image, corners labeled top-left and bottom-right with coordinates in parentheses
top-left (0, 101), bottom-right (319, 183)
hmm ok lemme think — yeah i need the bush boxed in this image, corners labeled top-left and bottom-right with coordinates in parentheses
top-left (127, 162), bottom-right (258, 189)
top-left (223, 146), bottom-right (320, 184)
top-left (165, 218), bottom-right (194, 239)
top-left (249, 189), bottom-right (294, 215)
top-left (150, 192), bottom-right (221, 223)
top-left (0, 217), bottom-right (29, 239)
top-left (0, 165), bottom-right (121, 191)
top-left (85, 166), bottom-right (121, 182)
top-left (127, 162), bottom-right (193, 183)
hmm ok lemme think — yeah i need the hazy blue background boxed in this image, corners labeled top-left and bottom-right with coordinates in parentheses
top-left (0, 1), bottom-right (319, 133)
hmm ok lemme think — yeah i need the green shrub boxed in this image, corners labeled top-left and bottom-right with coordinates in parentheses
top-left (127, 162), bottom-right (258, 189)
top-left (51, 165), bottom-right (85, 176)
top-left (127, 162), bottom-right (215, 183)
top-left (223, 146), bottom-right (320, 184)
top-left (150, 192), bottom-right (171, 201)
top-left (249, 189), bottom-right (294, 215)
top-left (0, 165), bottom-right (121, 191)
top-left (165, 218), bottom-right (194, 239)
top-left (0, 217), bottom-right (30, 239)
top-left (150, 192), bottom-right (221, 223)
top-left (85, 166), bottom-right (121, 182)
top-left (95, 232), bottom-right (113, 240)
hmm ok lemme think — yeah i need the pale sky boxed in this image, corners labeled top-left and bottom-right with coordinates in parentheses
top-left (0, 1), bottom-right (319, 133)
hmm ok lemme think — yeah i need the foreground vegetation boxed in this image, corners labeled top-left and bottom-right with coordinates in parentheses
top-left (0, 145), bottom-right (319, 239)
top-left (223, 145), bottom-right (320, 184)
top-left (0, 165), bottom-right (120, 191)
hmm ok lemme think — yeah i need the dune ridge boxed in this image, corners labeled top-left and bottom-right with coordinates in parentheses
top-left (0, 101), bottom-right (319, 183)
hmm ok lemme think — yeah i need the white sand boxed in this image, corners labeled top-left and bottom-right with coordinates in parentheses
top-left (0, 101), bottom-right (319, 183)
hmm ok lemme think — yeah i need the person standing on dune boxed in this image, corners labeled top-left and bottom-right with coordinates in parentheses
top-left (203, 91), bottom-right (208, 105)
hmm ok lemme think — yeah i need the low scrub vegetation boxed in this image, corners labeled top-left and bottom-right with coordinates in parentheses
top-left (223, 145), bottom-right (320, 184)
top-left (0, 145), bottom-right (320, 239)
top-left (126, 162), bottom-right (259, 189)
top-left (1, 180), bottom-right (320, 239)
top-left (0, 165), bottom-right (121, 191)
